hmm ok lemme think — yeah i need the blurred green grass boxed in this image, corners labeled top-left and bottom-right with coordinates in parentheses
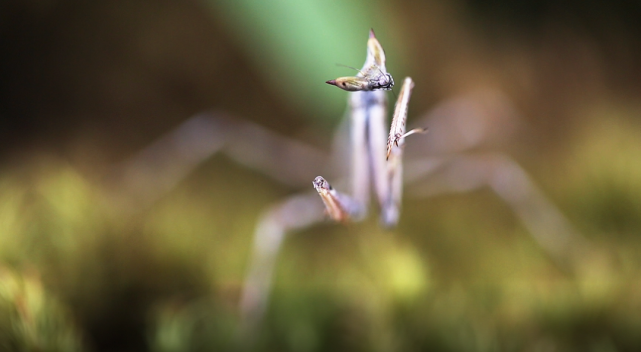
top-left (1, 108), bottom-right (641, 351)
top-left (2, 0), bottom-right (641, 351)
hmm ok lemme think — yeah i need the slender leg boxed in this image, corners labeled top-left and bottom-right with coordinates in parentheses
top-left (106, 111), bottom-right (331, 210)
top-left (239, 191), bottom-right (326, 333)
top-left (381, 77), bottom-right (423, 227)
top-left (405, 153), bottom-right (589, 270)
top-left (104, 110), bottom-right (351, 334)
top-left (404, 89), bottom-right (523, 158)
top-left (105, 112), bottom-right (230, 210)
top-left (222, 116), bottom-right (331, 187)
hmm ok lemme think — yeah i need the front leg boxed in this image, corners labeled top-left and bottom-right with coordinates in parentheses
top-left (382, 77), bottom-right (427, 227)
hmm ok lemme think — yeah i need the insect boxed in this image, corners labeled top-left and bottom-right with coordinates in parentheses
top-left (325, 31), bottom-right (395, 92)
top-left (312, 30), bottom-right (426, 228)
top-left (325, 69), bottom-right (394, 91)
top-left (112, 28), bottom-right (588, 334)
top-left (234, 29), bottom-right (586, 332)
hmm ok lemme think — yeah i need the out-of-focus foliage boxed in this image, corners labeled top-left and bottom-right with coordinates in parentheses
top-left (1, 0), bottom-right (641, 351)
top-left (2, 142), bottom-right (641, 351)
top-left (0, 268), bottom-right (85, 351)
top-left (565, 109), bottom-right (641, 236)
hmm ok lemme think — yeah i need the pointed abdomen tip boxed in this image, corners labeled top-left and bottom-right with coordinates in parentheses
top-left (325, 79), bottom-right (337, 86)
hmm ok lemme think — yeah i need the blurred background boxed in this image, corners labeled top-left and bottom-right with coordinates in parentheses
top-left (1, 0), bottom-right (641, 351)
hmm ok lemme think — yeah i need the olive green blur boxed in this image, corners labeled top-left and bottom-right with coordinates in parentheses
top-left (1, 0), bottom-right (641, 351)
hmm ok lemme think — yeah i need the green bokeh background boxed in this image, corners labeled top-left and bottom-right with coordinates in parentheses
top-left (1, 0), bottom-right (641, 351)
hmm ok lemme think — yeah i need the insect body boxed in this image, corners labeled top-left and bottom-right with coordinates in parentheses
top-left (317, 29), bottom-right (425, 227)
top-left (369, 71), bottom-right (395, 90)
top-left (326, 29), bottom-right (395, 92)
top-left (326, 71), bottom-right (394, 91)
